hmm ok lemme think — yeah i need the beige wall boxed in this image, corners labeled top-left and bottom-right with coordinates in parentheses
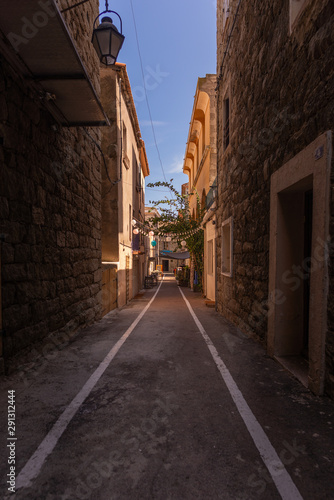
top-left (101, 65), bottom-right (148, 309)
top-left (183, 75), bottom-right (217, 298)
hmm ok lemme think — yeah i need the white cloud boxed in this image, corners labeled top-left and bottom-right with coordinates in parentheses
top-left (168, 155), bottom-right (184, 174)
top-left (140, 120), bottom-right (167, 127)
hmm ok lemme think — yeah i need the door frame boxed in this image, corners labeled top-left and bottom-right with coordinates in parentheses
top-left (268, 131), bottom-right (331, 395)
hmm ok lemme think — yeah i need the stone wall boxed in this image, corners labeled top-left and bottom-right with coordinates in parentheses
top-left (0, 0), bottom-right (102, 369)
top-left (216, 0), bottom-right (334, 396)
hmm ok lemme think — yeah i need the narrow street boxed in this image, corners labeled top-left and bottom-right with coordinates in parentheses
top-left (1, 275), bottom-right (333, 500)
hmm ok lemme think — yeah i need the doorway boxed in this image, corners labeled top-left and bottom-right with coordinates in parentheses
top-left (268, 131), bottom-right (331, 395)
top-left (162, 259), bottom-right (169, 273)
top-left (274, 178), bottom-right (312, 368)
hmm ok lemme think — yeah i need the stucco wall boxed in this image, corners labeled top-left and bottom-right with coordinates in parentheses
top-left (101, 65), bottom-right (146, 308)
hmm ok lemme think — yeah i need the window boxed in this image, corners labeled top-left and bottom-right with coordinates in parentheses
top-left (132, 152), bottom-right (140, 193)
top-left (201, 189), bottom-right (206, 211)
top-left (122, 122), bottom-right (127, 156)
top-left (223, 97), bottom-right (230, 150)
top-left (122, 122), bottom-right (130, 168)
top-left (201, 119), bottom-right (205, 157)
top-left (290, 0), bottom-right (308, 32)
top-left (129, 204), bottom-right (132, 241)
top-left (221, 217), bottom-right (233, 277)
top-left (208, 239), bottom-right (214, 275)
top-left (138, 165), bottom-right (142, 192)
top-left (222, 0), bottom-right (230, 30)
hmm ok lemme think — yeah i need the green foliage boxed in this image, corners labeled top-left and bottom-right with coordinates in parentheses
top-left (147, 180), bottom-right (205, 289)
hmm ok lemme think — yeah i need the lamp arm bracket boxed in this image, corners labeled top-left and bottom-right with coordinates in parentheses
top-left (61, 0), bottom-right (90, 13)
top-left (93, 10), bottom-right (123, 33)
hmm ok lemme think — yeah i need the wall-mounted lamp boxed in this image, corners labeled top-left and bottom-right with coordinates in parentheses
top-left (92, 0), bottom-right (125, 66)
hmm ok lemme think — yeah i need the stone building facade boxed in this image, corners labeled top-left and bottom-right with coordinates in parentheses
top-left (101, 63), bottom-right (149, 310)
top-left (0, 0), bottom-right (105, 372)
top-left (144, 206), bottom-right (180, 274)
top-left (145, 207), bottom-right (161, 275)
top-left (216, 0), bottom-right (334, 397)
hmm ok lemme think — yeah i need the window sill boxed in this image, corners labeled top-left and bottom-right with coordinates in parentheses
top-left (221, 271), bottom-right (232, 278)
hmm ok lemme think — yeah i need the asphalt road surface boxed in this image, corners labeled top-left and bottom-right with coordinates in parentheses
top-left (0, 275), bottom-right (333, 499)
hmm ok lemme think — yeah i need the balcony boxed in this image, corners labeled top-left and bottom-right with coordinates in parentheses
top-left (0, 0), bottom-right (109, 126)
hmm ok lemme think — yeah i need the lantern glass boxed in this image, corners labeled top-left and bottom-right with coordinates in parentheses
top-left (92, 17), bottom-right (125, 66)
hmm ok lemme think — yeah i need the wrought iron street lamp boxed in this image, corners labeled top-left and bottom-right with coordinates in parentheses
top-left (92, 0), bottom-right (124, 66)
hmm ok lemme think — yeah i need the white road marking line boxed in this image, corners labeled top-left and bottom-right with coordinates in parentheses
top-left (178, 287), bottom-right (303, 500)
top-left (16, 279), bottom-right (164, 491)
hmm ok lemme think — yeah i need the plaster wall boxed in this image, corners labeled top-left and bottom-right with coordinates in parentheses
top-left (101, 66), bottom-right (147, 309)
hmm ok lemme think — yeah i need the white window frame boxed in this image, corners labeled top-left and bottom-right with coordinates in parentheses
top-left (122, 121), bottom-right (130, 169)
top-left (221, 216), bottom-right (233, 277)
top-left (223, 96), bottom-right (230, 151)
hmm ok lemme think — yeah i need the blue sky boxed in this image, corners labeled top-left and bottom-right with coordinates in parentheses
top-left (99, 0), bottom-right (216, 205)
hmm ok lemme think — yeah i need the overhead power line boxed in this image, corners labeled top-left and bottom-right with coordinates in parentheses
top-left (129, 0), bottom-right (168, 185)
